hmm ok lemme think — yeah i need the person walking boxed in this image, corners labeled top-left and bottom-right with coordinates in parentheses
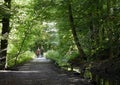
top-left (36, 47), bottom-right (41, 58)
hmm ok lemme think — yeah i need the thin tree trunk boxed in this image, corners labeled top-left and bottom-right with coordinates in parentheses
top-left (14, 35), bottom-right (27, 66)
top-left (14, 21), bottom-right (33, 66)
top-left (68, 0), bottom-right (86, 59)
top-left (107, 0), bottom-right (114, 58)
top-left (107, 0), bottom-right (111, 16)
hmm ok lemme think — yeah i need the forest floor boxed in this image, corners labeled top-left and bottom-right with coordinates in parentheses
top-left (90, 57), bottom-right (120, 81)
top-left (0, 57), bottom-right (92, 85)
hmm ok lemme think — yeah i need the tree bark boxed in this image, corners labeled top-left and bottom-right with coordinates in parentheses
top-left (68, 0), bottom-right (86, 59)
top-left (0, 0), bottom-right (11, 69)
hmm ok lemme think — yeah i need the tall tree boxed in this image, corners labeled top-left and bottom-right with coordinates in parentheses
top-left (67, 0), bottom-right (86, 59)
top-left (0, 0), bottom-right (11, 69)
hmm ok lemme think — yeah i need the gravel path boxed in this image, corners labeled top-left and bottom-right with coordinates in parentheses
top-left (0, 57), bottom-right (91, 85)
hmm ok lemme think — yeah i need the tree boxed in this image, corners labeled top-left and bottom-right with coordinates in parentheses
top-left (67, 0), bottom-right (86, 59)
top-left (0, 0), bottom-right (11, 69)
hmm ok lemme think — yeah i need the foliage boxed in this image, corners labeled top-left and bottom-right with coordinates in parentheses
top-left (29, 0), bottom-right (120, 64)
top-left (1, 0), bottom-right (120, 69)
top-left (7, 51), bottom-right (34, 67)
top-left (0, 4), bottom-right (11, 19)
top-left (45, 50), bottom-right (68, 66)
top-left (45, 49), bottom-right (81, 67)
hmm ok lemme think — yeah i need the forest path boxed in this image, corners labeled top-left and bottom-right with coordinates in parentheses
top-left (0, 57), bottom-right (91, 85)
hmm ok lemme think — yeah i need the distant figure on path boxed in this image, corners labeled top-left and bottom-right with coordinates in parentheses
top-left (41, 46), bottom-right (44, 57)
top-left (36, 47), bottom-right (41, 58)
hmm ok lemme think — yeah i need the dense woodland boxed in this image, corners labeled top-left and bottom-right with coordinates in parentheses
top-left (0, 0), bottom-right (120, 81)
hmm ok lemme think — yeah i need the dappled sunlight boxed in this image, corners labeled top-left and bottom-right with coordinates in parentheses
top-left (0, 70), bottom-right (41, 73)
top-left (1, 0), bottom-right (120, 84)
top-left (14, 0), bottom-right (31, 5)
top-left (68, 77), bottom-right (81, 82)
top-left (31, 56), bottom-right (51, 63)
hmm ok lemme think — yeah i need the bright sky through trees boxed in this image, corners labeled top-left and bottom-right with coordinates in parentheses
top-left (0, 0), bottom-right (4, 3)
top-left (14, 0), bottom-right (31, 5)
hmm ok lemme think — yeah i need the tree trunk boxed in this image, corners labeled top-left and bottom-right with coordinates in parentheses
top-left (68, 0), bottom-right (86, 59)
top-left (107, 0), bottom-right (111, 16)
top-left (0, 0), bottom-right (11, 69)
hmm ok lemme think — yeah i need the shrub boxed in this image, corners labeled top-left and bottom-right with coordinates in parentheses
top-left (45, 50), bottom-right (68, 66)
top-left (7, 51), bottom-right (34, 68)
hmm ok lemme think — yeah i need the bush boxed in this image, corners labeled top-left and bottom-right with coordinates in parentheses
top-left (45, 50), bottom-right (59, 61)
top-left (7, 51), bottom-right (34, 68)
top-left (45, 50), bottom-right (68, 66)
top-left (66, 51), bottom-right (81, 66)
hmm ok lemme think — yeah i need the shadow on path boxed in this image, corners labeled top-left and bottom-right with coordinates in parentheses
top-left (0, 57), bottom-right (92, 85)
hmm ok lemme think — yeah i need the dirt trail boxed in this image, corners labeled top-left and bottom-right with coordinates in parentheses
top-left (0, 57), bottom-right (91, 85)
